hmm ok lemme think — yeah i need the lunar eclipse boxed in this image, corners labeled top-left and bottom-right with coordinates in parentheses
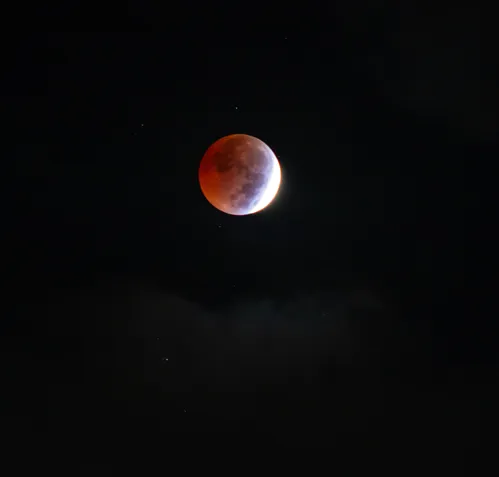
top-left (198, 134), bottom-right (281, 215)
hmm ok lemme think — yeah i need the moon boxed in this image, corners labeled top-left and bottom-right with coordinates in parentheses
top-left (198, 134), bottom-right (281, 216)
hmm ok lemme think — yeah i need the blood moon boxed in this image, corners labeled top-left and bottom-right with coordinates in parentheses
top-left (198, 134), bottom-right (281, 216)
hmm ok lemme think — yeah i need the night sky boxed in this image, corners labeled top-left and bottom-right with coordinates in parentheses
top-left (3, 2), bottom-right (497, 455)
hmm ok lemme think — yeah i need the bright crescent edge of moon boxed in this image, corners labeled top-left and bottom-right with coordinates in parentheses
top-left (249, 148), bottom-right (281, 214)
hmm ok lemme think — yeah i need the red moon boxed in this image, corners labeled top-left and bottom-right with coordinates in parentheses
top-left (198, 134), bottom-right (281, 216)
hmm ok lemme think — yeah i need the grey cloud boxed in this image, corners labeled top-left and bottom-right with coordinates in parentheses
top-left (9, 277), bottom-right (483, 445)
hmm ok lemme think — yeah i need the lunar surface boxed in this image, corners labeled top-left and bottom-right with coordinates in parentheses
top-left (198, 134), bottom-right (281, 215)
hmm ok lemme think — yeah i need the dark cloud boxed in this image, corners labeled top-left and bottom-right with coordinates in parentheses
top-left (390, 5), bottom-right (498, 140)
top-left (337, 2), bottom-right (498, 141)
top-left (2, 277), bottom-right (481, 448)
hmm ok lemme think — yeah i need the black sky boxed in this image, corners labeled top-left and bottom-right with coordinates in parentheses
top-left (3, 2), bottom-right (496, 455)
